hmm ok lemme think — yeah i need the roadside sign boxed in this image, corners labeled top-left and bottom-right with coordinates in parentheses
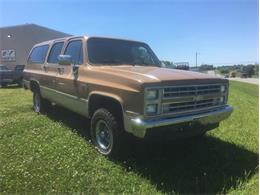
top-left (1, 49), bottom-right (16, 61)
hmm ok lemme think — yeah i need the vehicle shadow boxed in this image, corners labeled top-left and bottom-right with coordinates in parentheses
top-left (44, 105), bottom-right (258, 194)
top-left (44, 104), bottom-right (91, 138)
top-left (117, 137), bottom-right (258, 194)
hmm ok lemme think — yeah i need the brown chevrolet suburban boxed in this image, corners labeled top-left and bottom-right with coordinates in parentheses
top-left (23, 36), bottom-right (233, 156)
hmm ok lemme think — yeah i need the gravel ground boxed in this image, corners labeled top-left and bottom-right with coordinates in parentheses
top-left (205, 71), bottom-right (259, 85)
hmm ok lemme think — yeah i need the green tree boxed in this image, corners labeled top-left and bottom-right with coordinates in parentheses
top-left (243, 65), bottom-right (255, 77)
top-left (161, 60), bottom-right (175, 68)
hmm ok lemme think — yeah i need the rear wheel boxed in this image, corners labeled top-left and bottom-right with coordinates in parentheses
top-left (33, 90), bottom-right (50, 113)
top-left (91, 108), bottom-right (124, 157)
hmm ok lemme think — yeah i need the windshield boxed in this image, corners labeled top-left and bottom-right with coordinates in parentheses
top-left (87, 38), bottom-right (161, 66)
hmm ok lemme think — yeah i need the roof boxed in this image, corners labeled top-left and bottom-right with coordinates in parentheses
top-left (33, 35), bottom-right (146, 48)
top-left (0, 23), bottom-right (71, 36)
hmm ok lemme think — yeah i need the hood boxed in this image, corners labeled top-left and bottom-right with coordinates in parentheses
top-left (95, 65), bottom-right (225, 85)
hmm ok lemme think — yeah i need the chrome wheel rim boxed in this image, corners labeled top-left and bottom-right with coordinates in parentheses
top-left (95, 120), bottom-right (113, 153)
top-left (33, 93), bottom-right (40, 112)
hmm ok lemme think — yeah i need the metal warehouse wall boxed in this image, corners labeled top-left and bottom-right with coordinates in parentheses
top-left (0, 24), bottom-right (71, 69)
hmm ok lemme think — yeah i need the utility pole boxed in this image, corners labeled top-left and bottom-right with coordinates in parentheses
top-left (195, 52), bottom-right (199, 68)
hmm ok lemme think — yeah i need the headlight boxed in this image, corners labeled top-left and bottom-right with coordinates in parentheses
top-left (146, 104), bottom-right (158, 115)
top-left (220, 85), bottom-right (226, 92)
top-left (146, 89), bottom-right (158, 100)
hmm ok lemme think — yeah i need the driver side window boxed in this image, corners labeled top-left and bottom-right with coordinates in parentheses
top-left (64, 40), bottom-right (83, 65)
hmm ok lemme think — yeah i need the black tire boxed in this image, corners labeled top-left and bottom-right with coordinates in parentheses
top-left (33, 90), bottom-right (50, 113)
top-left (91, 108), bottom-right (124, 157)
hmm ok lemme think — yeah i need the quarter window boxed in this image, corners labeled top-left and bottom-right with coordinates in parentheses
top-left (64, 40), bottom-right (83, 65)
top-left (47, 42), bottom-right (64, 63)
top-left (28, 45), bottom-right (49, 64)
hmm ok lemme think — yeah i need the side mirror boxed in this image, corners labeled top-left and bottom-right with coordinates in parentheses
top-left (58, 55), bottom-right (72, 65)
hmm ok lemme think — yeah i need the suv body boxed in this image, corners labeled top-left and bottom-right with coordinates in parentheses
top-left (23, 36), bottom-right (233, 156)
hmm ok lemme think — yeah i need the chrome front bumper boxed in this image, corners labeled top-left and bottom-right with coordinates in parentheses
top-left (124, 106), bottom-right (233, 138)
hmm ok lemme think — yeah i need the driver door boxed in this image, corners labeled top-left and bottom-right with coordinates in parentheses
top-left (55, 39), bottom-right (87, 115)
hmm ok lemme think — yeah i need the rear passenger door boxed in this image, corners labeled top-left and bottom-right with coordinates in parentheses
top-left (46, 41), bottom-right (64, 90)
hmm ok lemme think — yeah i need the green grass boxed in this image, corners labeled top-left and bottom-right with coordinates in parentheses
top-left (0, 81), bottom-right (258, 194)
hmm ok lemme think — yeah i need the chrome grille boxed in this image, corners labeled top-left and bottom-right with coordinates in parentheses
top-left (163, 98), bottom-right (224, 114)
top-left (162, 84), bottom-right (226, 115)
top-left (164, 85), bottom-right (221, 98)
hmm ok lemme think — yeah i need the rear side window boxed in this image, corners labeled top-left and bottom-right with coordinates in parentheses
top-left (64, 40), bottom-right (83, 65)
top-left (47, 42), bottom-right (64, 63)
top-left (28, 45), bottom-right (49, 64)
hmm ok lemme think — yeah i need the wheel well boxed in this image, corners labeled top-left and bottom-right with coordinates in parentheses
top-left (30, 80), bottom-right (40, 93)
top-left (89, 94), bottom-right (123, 120)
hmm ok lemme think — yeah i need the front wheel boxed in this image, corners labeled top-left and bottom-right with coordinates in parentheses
top-left (91, 108), bottom-right (123, 157)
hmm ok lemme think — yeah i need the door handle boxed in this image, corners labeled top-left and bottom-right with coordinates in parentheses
top-left (43, 66), bottom-right (47, 72)
top-left (57, 67), bottom-right (64, 74)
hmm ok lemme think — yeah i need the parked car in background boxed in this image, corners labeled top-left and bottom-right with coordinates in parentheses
top-left (24, 36), bottom-right (233, 157)
top-left (240, 72), bottom-right (248, 78)
top-left (230, 71), bottom-right (236, 78)
top-left (0, 64), bottom-right (25, 87)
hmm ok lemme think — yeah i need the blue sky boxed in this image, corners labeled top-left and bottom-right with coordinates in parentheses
top-left (0, 0), bottom-right (258, 66)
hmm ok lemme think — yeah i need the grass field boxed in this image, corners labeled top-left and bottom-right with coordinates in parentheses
top-left (0, 81), bottom-right (258, 194)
